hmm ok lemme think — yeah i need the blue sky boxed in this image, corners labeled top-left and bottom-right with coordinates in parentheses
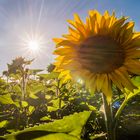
top-left (0, 0), bottom-right (140, 73)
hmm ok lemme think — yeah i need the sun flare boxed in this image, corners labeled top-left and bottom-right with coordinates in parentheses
top-left (28, 40), bottom-right (40, 51)
top-left (20, 32), bottom-right (47, 56)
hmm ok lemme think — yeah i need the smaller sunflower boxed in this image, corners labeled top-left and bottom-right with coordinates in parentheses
top-left (53, 10), bottom-right (140, 102)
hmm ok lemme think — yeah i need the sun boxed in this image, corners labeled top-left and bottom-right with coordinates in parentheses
top-left (28, 40), bottom-right (40, 51)
top-left (19, 30), bottom-right (51, 58)
top-left (20, 31), bottom-right (47, 56)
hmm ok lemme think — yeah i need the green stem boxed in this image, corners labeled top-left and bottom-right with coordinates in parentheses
top-left (115, 90), bottom-right (140, 121)
top-left (102, 93), bottom-right (116, 140)
top-left (59, 98), bottom-right (62, 109)
top-left (114, 94), bottom-right (134, 128)
top-left (114, 98), bottom-right (127, 121)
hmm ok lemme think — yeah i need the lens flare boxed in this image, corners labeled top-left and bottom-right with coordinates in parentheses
top-left (28, 40), bottom-right (40, 51)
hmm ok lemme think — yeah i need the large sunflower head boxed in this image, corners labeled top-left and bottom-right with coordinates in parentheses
top-left (53, 10), bottom-right (140, 102)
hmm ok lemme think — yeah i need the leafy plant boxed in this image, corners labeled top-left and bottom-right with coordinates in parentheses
top-left (0, 111), bottom-right (91, 140)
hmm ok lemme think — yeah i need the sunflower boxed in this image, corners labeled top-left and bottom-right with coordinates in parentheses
top-left (53, 10), bottom-right (140, 102)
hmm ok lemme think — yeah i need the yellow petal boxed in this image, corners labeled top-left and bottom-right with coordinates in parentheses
top-left (102, 74), bottom-right (112, 103)
top-left (124, 60), bottom-right (140, 75)
top-left (114, 68), bottom-right (136, 91)
top-left (74, 13), bottom-right (83, 24)
top-left (111, 17), bottom-right (127, 29)
top-left (67, 19), bottom-right (86, 38)
top-left (54, 47), bottom-right (76, 56)
top-left (109, 72), bottom-right (123, 90)
top-left (104, 11), bottom-right (110, 18)
top-left (68, 26), bottom-right (79, 38)
top-left (132, 32), bottom-right (140, 39)
top-left (100, 16), bottom-right (106, 29)
top-left (104, 17), bottom-right (111, 29)
top-left (54, 39), bottom-right (77, 48)
top-left (88, 14), bottom-right (96, 34)
top-left (96, 74), bottom-right (106, 92)
top-left (62, 34), bottom-right (77, 41)
top-left (53, 38), bottom-right (64, 45)
top-left (62, 61), bottom-right (82, 71)
top-left (88, 74), bottom-right (97, 93)
top-left (89, 10), bottom-right (101, 24)
top-left (127, 38), bottom-right (140, 49)
top-left (125, 50), bottom-right (140, 58)
top-left (110, 17), bottom-right (128, 38)
top-left (119, 22), bottom-right (134, 43)
top-left (109, 11), bottom-right (116, 27)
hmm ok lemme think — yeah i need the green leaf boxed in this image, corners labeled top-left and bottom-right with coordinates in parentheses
top-left (40, 116), bottom-right (51, 121)
top-left (21, 101), bottom-right (28, 107)
top-left (87, 104), bottom-right (97, 111)
top-left (13, 102), bottom-right (20, 108)
top-left (131, 76), bottom-right (140, 87)
top-left (69, 97), bottom-right (75, 101)
top-left (38, 72), bottom-right (59, 80)
top-left (1, 111), bottom-right (91, 140)
top-left (0, 94), bottom-right (20, 107)
top-left (0, 94), bottom-right (14, 104)
top-left (53, 98), bottom-right (65, 107)
top-left (29, 106), bottom-right (35, 114)
top-left (12, 85), bottom-right (21, 93)
top-left (31, 84), bottom-right (45, 94)
top-left (47, 106), bottom-right (58, 112)
top-left (48, 98), bottom-right (65, 112)
top-left (0, 120), bottom-right (8, 128)
top-left (27, 83), bottom-right (44, 98)
top-left (29, 69), bottom-right (43, 75)
top-left (29, 93), bottom-right (38, 99)
top-left (90, 133), bottom-right (106, 140)
top-left (45, 95), bottom-right (52, 100)
top-left (33, 133), bottom-right (79, 140)
top-left (125, 88), bottom-right (140, 99)
top-left (9, 73), bottom-right (21, 79)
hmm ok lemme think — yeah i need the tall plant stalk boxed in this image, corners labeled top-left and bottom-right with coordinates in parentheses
top-left (102, 93), bottom-right (116, 140)
top-left (101, 88), bottom-right (140, 140)
top-left (21, 72), bottom-right (25, 101)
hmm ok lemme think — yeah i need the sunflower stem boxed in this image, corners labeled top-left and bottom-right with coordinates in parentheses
top-left (102, 93), bottom-right (116, 140)
top-left (114, 98), bottom-right (127, 124)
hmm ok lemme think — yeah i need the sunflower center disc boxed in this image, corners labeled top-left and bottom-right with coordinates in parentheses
top-left (78, 36), bottom-right (124, 73)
